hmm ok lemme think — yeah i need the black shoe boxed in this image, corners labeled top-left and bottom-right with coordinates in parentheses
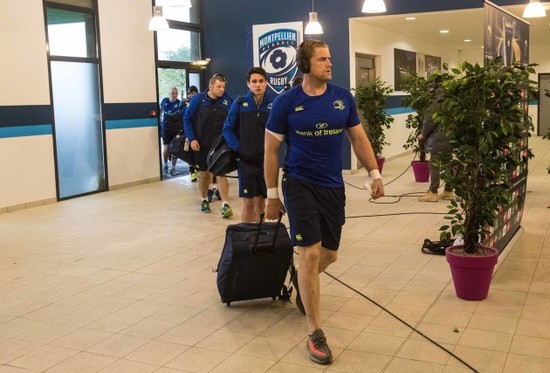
top-left (306, 329), bottom-right (333, 365)
top-left (291, 269), bottom-right (306, 315)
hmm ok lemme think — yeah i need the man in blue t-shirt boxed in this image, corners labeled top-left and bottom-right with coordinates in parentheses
top-left (264, 39), bottom-right (384, 365)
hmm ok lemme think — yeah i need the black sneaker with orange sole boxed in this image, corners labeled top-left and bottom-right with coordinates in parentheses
top-left (306, 329), bottom-right (333, 365)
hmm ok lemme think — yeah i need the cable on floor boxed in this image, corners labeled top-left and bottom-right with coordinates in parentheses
top-left (322, 269), bottom-right (479, 372)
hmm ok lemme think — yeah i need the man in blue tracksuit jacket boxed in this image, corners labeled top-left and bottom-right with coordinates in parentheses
top-left (184, 73), bottom-right (233, 217)
top-left (223, 67), bottom-right (272, 223)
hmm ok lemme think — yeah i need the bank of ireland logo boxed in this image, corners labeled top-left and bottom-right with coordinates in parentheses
top-left (258, 28), bottom-right (298, 94)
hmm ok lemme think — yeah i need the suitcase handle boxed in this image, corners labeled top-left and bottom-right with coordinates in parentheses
top-left (253, 212), bottom-right (283, 255)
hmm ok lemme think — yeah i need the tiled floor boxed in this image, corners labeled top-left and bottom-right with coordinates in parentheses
top-left (0, 137), bottom-right (548, 373)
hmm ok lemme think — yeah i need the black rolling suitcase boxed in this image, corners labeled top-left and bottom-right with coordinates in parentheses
top-left (216, 213), bottom-right (294, 306)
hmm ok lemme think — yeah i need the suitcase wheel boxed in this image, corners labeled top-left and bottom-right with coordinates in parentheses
top-left (272, 297), bottom-right (276, 301)
top-left (226, 302), bottom-right (231, 307)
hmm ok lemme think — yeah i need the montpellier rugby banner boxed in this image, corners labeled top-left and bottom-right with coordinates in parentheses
top-left (252, 22), bottom-right (303, 95)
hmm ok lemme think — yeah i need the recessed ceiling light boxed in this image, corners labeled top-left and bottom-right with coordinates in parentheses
top-left (464, 39), bottom-right (472, 42)
top-left (440, 29), bottom-right (449, 34)
top-left (405, 17), bottom-right (416, 20)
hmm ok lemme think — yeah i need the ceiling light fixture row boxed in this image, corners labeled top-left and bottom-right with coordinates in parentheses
top-left (148, 1), bottom-right (193, 32)
top-left (305, 0), bottom-right (388, 35)
top-left (523, 0), bottom-right (547, 18)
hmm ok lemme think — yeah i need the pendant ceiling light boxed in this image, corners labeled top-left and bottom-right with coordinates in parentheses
top-left (148, 6), bottom-right (169, 31)
top-left (305, 0), bottom-right (323, 35)
top-left (362, 0), bottom-right (387, 14)
top-left (523, 0), bottom-right (546, 18)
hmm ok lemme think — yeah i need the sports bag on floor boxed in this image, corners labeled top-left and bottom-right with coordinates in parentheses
top-left (216, 213), bottom-right (294, 306)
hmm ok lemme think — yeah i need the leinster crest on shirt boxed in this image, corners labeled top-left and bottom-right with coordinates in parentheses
top-left (258, 28), bottom-right (298, 95)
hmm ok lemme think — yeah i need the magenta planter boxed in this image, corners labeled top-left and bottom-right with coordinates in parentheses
top-left (446, 245), bottom-right (499, 300)
top-left (411, 160), bottom-right (429, 182)
top-left (376, 157), bottom-right (385, 175)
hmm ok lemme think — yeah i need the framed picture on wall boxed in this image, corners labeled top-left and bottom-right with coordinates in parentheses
top-left (425, 54), bottom-right (442, 76)
top-left (394, 48), bottom-right (416, 91)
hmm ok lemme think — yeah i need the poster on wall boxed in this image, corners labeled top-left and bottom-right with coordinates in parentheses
top-left (252, 22), bottom-right (303, 95)
top-left (394, 48), bottom-right (416, 91)
top-left (483, 1), bottom-right (530, 253)
top-left (425, 55), bottom-right (442, 77)
top-left (484, 1), bottom-right (529, 65)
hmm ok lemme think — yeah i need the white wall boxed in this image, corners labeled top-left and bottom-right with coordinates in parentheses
top-left (99, 0), bottom-right (160, 187)
top-left (0, 0), bottom-right (57, 211)
top-left (348, 19), bottom-right (463, 169)
top-left (0, 0), bottom-right (50, 106)
top-left (99, 0), bottom-right (157, 104)
top-left (0, 0), bottom-right (160, 211)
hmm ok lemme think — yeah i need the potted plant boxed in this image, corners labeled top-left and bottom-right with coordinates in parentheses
top-left (353, 77), bottom-right (394, 173)
top-left (434, 59), bottom-right (536, 300)
top-left (402, 72), bottom-right (450, 182)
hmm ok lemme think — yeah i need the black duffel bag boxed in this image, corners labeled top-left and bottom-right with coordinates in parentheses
top-left (207, 135), bottom-right (238, 176)
top-left (169, 131), bottom-right (194, 165)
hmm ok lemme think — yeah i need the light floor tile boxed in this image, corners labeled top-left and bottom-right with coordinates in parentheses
top-left (266, 361), bottom-right (325, 372)
top-left (327, 349), bottom-right (391, 372)
top-left (46, 351), bottom-right (117, 373)
top-left (458, 328), bottom-right (513, 353)
top-left (119, 318), bottom-right (177, 339)
top-left (98, 359), bottom-right (158, 372)
top-left (347, 332), bottom-right (405, 356)
top-left (509, 335), bottom-right (550, 359)
top-left (384, 357), bottom-right (445, 373)
top-left (50, 328), bottom-right (114, 350)
top-left (0, 339), bottom-right (43, 364)
top-left (85, 312), bottom-right (143, 333)
top-left (396, 339), bottom-right (451, 365)
top-left (210, 354), bottom-right (276, 373)
top-left (16, 323), bottom-right (77, 344)
top-left (0, 318), bottom-right (43, 339)
top-left (236, 335), bottom-right (295, 361)
top-left (196, 329), bottom-right (256, 353)
top-left (9, 345), bottom-right (78, 371)
top-left (503, 353), bottom-right (550, 373)
top-left (466, 313), bottom-right (519, 334)
top-left (125, 340), bottom-right (189, 366)
top-left (448, 346), bottom-right (507, 373)
top-left (86, 333), bottom-right (149, 358)
top-left (165, 347), bottom-right (231, 372)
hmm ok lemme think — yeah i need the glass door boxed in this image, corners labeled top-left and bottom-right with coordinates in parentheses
top-left (46, 4), bottom-right (107, 199)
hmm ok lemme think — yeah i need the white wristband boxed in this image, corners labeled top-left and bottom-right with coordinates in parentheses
top-left (369, 169), bottom-right (382, 180)
top-left (267, 188), bottom-right (279, 199)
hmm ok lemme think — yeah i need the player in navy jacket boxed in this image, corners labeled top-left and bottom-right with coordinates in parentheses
top-left (223, 67), bottom-right (272, 223)
top-left (184, 73), bottom-right (233, 217)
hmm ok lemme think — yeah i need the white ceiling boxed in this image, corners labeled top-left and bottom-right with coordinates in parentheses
top-left (354, 5), bottom-right (550, 52)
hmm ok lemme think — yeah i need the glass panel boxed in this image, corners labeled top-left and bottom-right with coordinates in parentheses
top-left (47, 8), bottom-right (96, 58)
top-left (47, 0), bottom-right (94, 8)
top-left (157, 28), bottom-right (200, 62)
top-left (156, 0), bottom-right (199, 23)
top-left (157, 68), bottom-right (187, 102)
top-left (51, 61), bottom-right (106, 198)
top-left (188, 72), bottom-right (201, 93)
